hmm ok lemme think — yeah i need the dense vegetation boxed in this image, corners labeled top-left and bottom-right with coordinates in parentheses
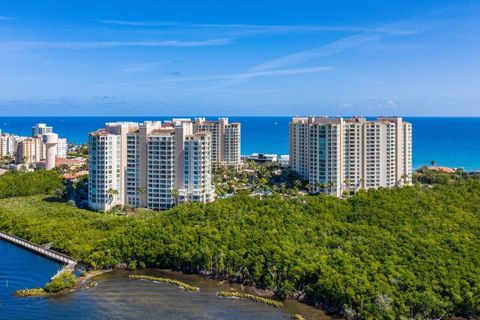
top-left (214, 161), bottom-right (306, 197)
top-left (15, 272), bottom-right (76, 296)
top-left (44, 272), bottom-right (76, 293)
top-left (0, 170), bottom-right (63, 198)
top-left (1, 175), bottom-right (480, 319)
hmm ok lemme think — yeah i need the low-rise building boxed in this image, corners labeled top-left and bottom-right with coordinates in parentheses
top-left (279, 155), bottom-right (290, 167)
top-left (242, 153), bottom-right (278, 163)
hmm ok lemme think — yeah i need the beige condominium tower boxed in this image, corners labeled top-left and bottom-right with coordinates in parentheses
top-left (193, 117), bottom-right (241, 168)
top-left (88, 120), bottom-right (216, 211)
top-left (290, 116), bottom-right (412, 197)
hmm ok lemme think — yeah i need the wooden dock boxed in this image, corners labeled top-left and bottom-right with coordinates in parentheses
top-left (0, 231), bottom-right (77, 278)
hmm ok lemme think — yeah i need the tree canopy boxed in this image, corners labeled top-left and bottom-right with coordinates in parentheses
top-left (0, 177), bottom-right (479, 319)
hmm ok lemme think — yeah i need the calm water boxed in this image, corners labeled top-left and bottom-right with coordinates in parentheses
top-left (0, 116), bottom-right (479, 171)
top-left (0, 239), bottom-right (331, 319)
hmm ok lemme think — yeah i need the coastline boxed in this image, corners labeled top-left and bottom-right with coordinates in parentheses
top-left (15, 269), bottom-right (113, 297)
top-left (100, 268), bottom-right (331, 319)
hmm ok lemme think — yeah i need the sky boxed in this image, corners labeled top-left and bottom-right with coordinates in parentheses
top-left (0, 0), bottom-right (479, 116)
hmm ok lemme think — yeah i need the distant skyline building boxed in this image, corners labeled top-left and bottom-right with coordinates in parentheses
top-left (242, 153), bottom-right (278, 163)
top-left (43, 133), bottom-right (58, 170)
top-left (56, 138), bottom-right (68, 158)
top-left (290, 116), bottom-right (412, 196)
top-left (0, 134), bottom-right (19, 157)
top-left (15, 137), bottom-right (43, 164)
top-left (32, 123), bottom-right (53, 137)
top-left (31, 123), bottom-right (68, 161)
top-left (88, 118), bottom-right (223, 211)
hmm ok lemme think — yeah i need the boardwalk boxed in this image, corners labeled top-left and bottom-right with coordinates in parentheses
top-left (0, 231), bottom-right (77, 278)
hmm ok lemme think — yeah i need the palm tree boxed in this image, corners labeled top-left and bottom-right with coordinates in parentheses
top-left (107, 188), bottom-right (119, 204)
top-left (359, 178), bottom-right (365, 191)
top-left (171, 189), bottom-right (179, 206)
top-left (314, 181), bottom-right (322, 194)
top-left (306, 183), bottom-right (312, 194)
top-left (280, 182), bottom-right (287, 194)
top-left (430, 160), bottom-right (436, 167)
top-left (293, 179), bottom-right (302, 190)
top-left (326, 182), bottom-right (335, 194)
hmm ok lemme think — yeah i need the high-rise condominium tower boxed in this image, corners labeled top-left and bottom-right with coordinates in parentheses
top-left (193, 118), bottom-right (241, 168)
top-left (88, 120), bottom-right (215, 211)
top-left (290, 116), bottom-right (412, 197)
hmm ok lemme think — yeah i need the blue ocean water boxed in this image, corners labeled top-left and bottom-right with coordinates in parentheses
top-left (0, 116), bottom-right (478, 171)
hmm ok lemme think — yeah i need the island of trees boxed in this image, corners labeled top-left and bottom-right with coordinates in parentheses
top-left (0, 167), bottom-right (479, 319)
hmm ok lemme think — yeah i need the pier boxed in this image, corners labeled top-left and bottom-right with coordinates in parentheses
top-left (0, 231), bottom-right (77, 278)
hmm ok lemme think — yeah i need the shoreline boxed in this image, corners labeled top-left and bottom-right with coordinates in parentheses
top-left (14, 269), bottom-right (113, 297)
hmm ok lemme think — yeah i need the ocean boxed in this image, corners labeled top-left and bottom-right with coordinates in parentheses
top-left (0, 116), bottom-right (478, 171)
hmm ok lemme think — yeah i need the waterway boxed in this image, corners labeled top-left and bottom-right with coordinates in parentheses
top-left (0, 239), bottom-right (332, 319)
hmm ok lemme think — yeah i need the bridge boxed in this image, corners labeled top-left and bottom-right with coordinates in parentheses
top-left (0, 231), bottom-right (77, 279)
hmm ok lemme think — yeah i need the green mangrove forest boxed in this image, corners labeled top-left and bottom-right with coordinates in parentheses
top-left (15, 271), bottom-right (76, 297)
top-left (0, 169), bottom-right (479, 319)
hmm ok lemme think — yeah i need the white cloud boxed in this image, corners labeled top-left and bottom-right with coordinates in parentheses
top-left (99, 20), bottom-right (417, 36)
top-left (251, 34), bottom-right (381, 72)
top-left (2, 38), bottom-right (232, 49)
top-left (100, 66), bottom-right (332, 87)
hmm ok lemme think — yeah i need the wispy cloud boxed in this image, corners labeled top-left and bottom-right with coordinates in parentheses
top-left (209, 19), bottom-right (418, 88)
top-left (2, 38), bottom-right (232, 49)
top-left (101, 66), bottom-right (333, 86)
top-left (231, 66), bottom-right (333, 80)
top-left (251, 34), bottom-right (381, 72)
top-left (121, 62), bottom-right (164, 73)
top-left (0, 16), bottom-right (13, 20)
top-left (99, 20), bottom-right (417, 36)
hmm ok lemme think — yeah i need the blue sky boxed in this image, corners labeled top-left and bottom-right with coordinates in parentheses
top-left (0, 0), bottom-right (479, 116)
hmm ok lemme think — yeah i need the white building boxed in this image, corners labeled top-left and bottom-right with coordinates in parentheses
top-left (242, 153), bottom-right (278, 163)
top-left (32, 123), bottom-right (53, 137)
top-left (88, 129), bottom-right (122, 211)
top-left (88, 120), bottom-right (216, 211)
top-left (279, 155), bottom-right (290, 167)
top-left (32, 123), bottom-right (67, 159)
top-left (290, 116), bottom-right (412, 196)
top-left (0, 134), bottom-right (19, 156)
top-left (178, 132), bottom-right (215, 204)
top-left (56, 138), bottom-right (68, 158)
